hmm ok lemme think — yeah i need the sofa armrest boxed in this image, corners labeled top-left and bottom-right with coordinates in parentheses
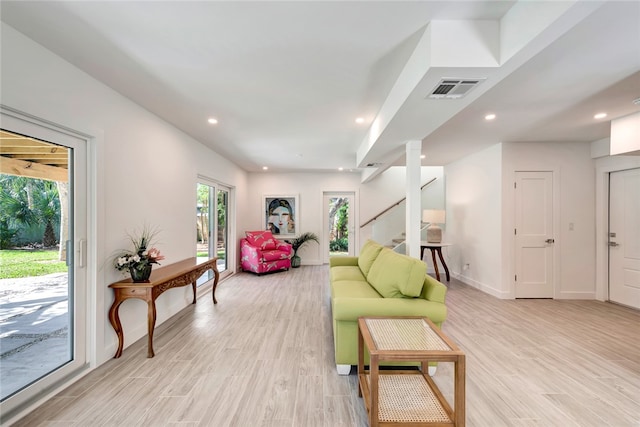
top-left (241, 239), bottom-right (259, 256)
top-left (421, 275), bottom-right (447, 304)
top-left (329, 256), bottom-right (359, 267)
top-left (332, 297), bottom-right (447, 324)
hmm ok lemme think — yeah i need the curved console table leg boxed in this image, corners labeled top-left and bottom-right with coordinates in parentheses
top-left (212, 268), bottom-right (220, 304)
top-left (108, 299), bottom-right (125, 358)
top-left (147, 299), bottom-right (157, 358)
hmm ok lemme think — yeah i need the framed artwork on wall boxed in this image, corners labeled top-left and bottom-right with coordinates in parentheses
top-left (263, 194), bottom-right (298, 238)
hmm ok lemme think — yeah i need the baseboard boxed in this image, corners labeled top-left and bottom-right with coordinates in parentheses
top-left (453, 272), bottom-right (511, 299)
top-left (556, 291), bottom-right (596, 300)
top-left (300, 259), bottom-right (323, 266)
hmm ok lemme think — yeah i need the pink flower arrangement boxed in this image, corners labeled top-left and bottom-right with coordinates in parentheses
top-left (113, 226), bottom-right (164, 274)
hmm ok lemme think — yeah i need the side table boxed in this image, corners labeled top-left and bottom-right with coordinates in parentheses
top-left (358, 316), bottom-right (465, 426)
top-left (420, 242), bottom-right (451, 282)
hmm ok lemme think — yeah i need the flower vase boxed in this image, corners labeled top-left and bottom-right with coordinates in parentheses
top-left (130, 264), bottom-right (152, 282)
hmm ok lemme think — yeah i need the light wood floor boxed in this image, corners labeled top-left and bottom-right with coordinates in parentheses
top-left (12, 266), bottom-right (640, 426)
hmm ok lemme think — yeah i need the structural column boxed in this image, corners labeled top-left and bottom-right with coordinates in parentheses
top-left (405, 140), bottom-right (422, 259)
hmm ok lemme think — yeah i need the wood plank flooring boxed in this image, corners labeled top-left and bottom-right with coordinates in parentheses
top-left (11, 266), bottom-right (640, 426)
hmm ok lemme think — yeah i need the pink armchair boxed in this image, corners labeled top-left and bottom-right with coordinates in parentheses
top-left (240, 230), bottom-right (292, 274)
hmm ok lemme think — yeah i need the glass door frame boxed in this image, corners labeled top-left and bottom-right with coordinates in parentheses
top-left (196, 176), bottom-right (234, 286)
top-left (0, 108), bottom-right (89, 423)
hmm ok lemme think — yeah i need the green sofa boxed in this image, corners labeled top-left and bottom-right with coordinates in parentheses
top-left (329, 239), bottom-right (448, 375)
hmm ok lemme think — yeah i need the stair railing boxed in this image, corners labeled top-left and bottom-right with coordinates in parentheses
top-left (360, 177), bottom-right (437, 228)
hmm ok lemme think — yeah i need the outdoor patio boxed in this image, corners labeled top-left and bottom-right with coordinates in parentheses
top-left (0, 273), bottom-right (69, 400)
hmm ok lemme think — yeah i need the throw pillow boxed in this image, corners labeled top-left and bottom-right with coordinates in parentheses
top-left (357, 239), bottom-right (384, 276)
top-left (367, 248), bottom-right (426, 298)
top-left (245, 230), bottom-right (278, 250)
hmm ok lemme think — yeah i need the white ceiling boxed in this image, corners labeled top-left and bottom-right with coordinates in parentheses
top-left (1, 1), bottom-right (639, 178)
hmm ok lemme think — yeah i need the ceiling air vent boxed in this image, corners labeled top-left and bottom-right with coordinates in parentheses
top-left (427, 78), bottom-right (485, 99)
top-left (366, 162), bottom-right (384, 167)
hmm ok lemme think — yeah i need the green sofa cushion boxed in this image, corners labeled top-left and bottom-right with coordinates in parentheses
top-left (332, 297), bottom-right (447, 324)
top-left (367, 248), bottom-right (426, 298)
top-left (329, 256), bottom-right (358, 267)
top-left (331, 280), bottom-right (382, 299)
top-left (357, 239), bottom-right (384, 277)
top-left (330, 266), bottom-right (366, 282)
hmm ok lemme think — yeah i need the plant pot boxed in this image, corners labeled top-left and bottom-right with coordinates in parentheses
top-left (291, 254), bottom-right (301, 268)
top-left (130, 264), bottom-right (152, 282)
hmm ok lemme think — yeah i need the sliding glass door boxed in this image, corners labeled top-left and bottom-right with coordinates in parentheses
top-left (0, 114), bottom-right (87, 423)
top-left (196, 180), bottom-right (231, 284)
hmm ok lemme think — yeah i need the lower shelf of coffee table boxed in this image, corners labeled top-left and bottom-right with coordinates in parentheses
top-left (359, 371), bottom-right (454, 425)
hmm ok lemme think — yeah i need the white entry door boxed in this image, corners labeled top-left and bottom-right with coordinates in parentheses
top-left (514, 171), bottom-right (554, 298)
top-left (323, 192), bottom-right (356, 263)
top-left (609, 168), bottom-right (640, 309)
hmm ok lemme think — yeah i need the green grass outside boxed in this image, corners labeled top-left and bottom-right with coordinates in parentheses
top-left (197, 250), bottom-right (226, 258)
top-left (0, 250), bottom-right (67, 279)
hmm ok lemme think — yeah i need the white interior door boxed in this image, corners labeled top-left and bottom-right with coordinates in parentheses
top-left (609, 168), bottom-right (640, 309)
top-left (515, 171), bottom-right (554, 298)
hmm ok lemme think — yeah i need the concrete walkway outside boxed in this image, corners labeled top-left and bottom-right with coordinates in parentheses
top-left (0, 273), bottom-right (69, 400)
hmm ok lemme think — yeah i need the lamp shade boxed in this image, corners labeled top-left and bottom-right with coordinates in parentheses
top-left (422, 209), bottom-right (445, 224)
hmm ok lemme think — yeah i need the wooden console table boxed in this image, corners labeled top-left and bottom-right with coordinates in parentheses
top-left (108, 257), bottom-right (219, 358)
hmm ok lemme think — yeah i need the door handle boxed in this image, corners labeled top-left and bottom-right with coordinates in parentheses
top-left (609, 242), bottom-right (620, 247)
top-left (545, 239), bottom-right (555, 244)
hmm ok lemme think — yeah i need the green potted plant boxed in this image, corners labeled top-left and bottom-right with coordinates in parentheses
top-left (288, 232), bottom-right (319, 268)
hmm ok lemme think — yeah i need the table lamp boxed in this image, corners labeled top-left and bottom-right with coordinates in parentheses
top-left (423, 209), bottom-right (445, 243)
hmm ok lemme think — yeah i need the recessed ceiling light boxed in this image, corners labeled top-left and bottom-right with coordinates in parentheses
top-left (420, 155), bottom-right (426, 159)
top-left (207, 118), bottom-right (218, 124)
top-left (262, 166), bottom-right (268, 171)
top-left (484, 113), bottom-right (496, 121)
top-left (338, 167), bottom-right (344, 171)
top-left (355, 117), bottom-right (365, 124)
top-left (594, 112), bottom-right (607, 119)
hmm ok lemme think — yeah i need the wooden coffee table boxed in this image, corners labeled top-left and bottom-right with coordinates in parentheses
top-left (357, 316), bottom-right (465, 426)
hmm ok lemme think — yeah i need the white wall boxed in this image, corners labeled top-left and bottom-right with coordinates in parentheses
top-left (502, 141), bottom-right (596, 299)
top-left (246, 172), bottom-right (361, 264)
top-left (444, 144), bottom-right (504, 296)
top-left (610, 112), bottom-right (640, 155)
top-left (1, 23), bottom-right (249, 364)
top-left (446, 141), bottom-right (598, 299)
top-left (245, 166), bottom-right (445, 263)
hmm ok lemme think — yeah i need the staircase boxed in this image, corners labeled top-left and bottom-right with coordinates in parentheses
top-left (360, 175), bottom-right (443, 254)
